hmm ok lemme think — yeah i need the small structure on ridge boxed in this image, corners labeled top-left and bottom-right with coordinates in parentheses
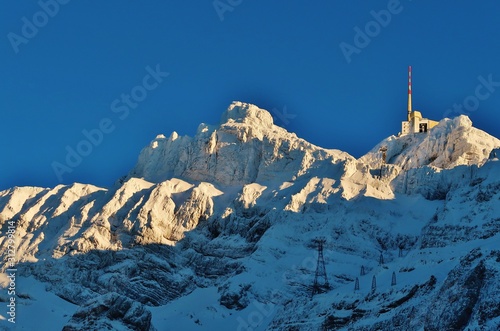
top-left (401, 66), bottom-right (439, 135)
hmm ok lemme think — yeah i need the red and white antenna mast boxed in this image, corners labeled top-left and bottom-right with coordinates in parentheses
top-left (407, 66), bottom-right (412, 120)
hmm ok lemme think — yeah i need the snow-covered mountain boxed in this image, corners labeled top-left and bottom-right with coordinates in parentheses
top-left (1, 101), bottom-right (500, 330)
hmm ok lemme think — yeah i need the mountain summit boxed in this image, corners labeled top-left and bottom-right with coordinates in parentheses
top-left (1, 102), bottom-right (500, 330)
top-left (129, 101), bottom-right (350, 186)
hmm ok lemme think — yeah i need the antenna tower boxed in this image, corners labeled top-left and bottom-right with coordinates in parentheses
top-left (408, 66), bottom-right (412, 120)
top-left (311, 238), bottom-right (330, 297)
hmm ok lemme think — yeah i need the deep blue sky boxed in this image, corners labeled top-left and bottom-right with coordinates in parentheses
top-left (2, 1), bottom-right (500, 190)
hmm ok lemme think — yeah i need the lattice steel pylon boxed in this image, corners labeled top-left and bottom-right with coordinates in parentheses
top-left (311, 238), bottom-right (330, 297)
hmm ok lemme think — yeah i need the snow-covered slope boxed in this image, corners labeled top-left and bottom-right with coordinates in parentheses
top-left (361, 115), bottom-right (500, 170)
top-left (1, 102), bottom-right (500, 330)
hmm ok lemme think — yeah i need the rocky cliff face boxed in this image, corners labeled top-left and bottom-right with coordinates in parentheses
top-left (129, 101), bottom-right (352, 186)
top-left (1, 102), bottom-right (500, 330)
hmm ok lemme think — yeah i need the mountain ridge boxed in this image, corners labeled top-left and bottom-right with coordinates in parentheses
top-left (1, 101), bottom-right (500, 330)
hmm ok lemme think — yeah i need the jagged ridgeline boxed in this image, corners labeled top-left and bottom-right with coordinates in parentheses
top-left (1, 102), bottom-right (500, 330)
